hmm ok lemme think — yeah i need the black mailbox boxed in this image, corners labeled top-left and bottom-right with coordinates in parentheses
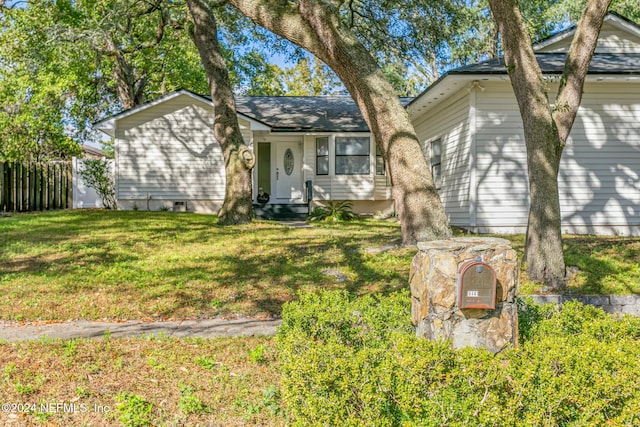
top-left (457, 259), bottom-right (497, 309)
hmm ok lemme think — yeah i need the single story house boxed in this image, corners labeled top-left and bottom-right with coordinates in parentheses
top-left (95, 12), bottom-right (640, 234)
top-left (407, 11), bottom-right (640, 235)
top-left (95, 91), bottom-right (406, 216)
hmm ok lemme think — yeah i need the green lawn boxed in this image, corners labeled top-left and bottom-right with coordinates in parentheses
top-left (0, 210), bottom-right (413, 321)
top-left (0, 336), bottom-right (284, 426)
top-left (1, 210), bottom-right (639, 426)
top-left (0, 210), bottom-right (638, 321)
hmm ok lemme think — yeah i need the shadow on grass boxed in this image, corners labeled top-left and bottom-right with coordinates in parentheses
top-left (563, 236), bottom-right (640, 295)
top-left (0, 211), bottom-right (412, 319)
top-left (150, 228), bottom-right (411, 316)
top-left (6, 211), bottom-right (637, 320)
top-left (454, 227), bottom-right (640, 295)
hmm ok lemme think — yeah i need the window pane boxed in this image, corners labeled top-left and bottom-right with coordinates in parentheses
top-left (336, 156), bottom-right (370, 175)
top-left (432, 164), bottom-right (441, 185)
top-left (317, 157), bottom-right (329, 175)
top-left (431, 139), bottom-right (441, 163)
top-left (336, 137), bottom-right (370, 155)
top-left (431, 139), bottom-right (442, 189)
top-left (376, 156), bottom-right (385, 175)
top-left (316, 137), bottom-right (329, 156)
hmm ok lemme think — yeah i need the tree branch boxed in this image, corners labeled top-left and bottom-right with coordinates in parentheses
top-left (553, 0), bottom-right (611, 143)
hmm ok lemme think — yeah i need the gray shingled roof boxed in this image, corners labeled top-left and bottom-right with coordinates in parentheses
top-left (231, 96), bottom-right (414, 132)
top-left (452, 53), bottom-right (640, 75)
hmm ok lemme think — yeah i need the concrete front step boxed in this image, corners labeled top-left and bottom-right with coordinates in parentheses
top-left (253, 203), bottom-right (309, 220)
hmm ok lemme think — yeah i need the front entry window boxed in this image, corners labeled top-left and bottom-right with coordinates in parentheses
top-left (284, 148), bottom-right (294, 175)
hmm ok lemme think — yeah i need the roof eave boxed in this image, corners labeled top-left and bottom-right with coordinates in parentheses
top-left (408, 70), bottom-right (640, 118)
top-left (407, 74), bottom-right (494, 117)
top-left (533, 12), bottom-right (640, 52)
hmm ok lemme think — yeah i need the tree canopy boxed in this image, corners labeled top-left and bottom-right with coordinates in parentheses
top-left (0, 0), bottom-right (332, 161)
top-left (1, 0), bottom-right (638, 163)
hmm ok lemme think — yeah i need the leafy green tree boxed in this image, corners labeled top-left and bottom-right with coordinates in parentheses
top-left (0, 1), bottom-right (87, 161)
top-left (228, 0), bottom-right (453, 243)
top-left (0, 0), bottom-right (296, 160)
top-left (0, 0), bottom-right (204, 160)
top-left (283, 56), bottom-right (343, 96)
top-left (234, 50), bottom-right (286, 96)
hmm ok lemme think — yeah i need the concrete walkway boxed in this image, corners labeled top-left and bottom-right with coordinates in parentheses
top-left (0, 317), bottom-right (282, 342)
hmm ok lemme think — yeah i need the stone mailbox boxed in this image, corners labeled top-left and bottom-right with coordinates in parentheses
top-left (409, 237), bottom-right (519, 353)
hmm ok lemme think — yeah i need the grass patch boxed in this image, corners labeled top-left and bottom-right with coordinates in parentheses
top-left (499, 233), bottom-right (640, 295)
top-left (0, 210), bottom-right (411, 320)
top-left (0, 211), bottom-right (638, 321)
top-left (0, 336), bottom-right (283, 426)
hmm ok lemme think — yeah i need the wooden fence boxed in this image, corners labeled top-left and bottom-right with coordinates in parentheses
top-left (0, 162), bottom-right (72, 212)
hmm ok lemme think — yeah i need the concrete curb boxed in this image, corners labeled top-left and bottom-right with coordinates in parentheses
top-left (0, 318), bottom-right (282, 343)
top-left (1, 295), bottom-right (638, 343)
top-left (527, 295), bottom-right (640, 316)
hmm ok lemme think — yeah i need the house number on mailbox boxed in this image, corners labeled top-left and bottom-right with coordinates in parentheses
top-left (457, 259), bottom-right (497, 310)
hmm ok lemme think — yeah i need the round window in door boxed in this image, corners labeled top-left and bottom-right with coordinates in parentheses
top-left (284, 148), bottom-right (294, 176)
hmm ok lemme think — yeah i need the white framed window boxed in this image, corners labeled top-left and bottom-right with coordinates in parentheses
top-left (316, 137), bottom-right (329, 175)
top-left (335, 136), bottom-right (370, 175)
top-left (430, 138), bottom-right (442, 189)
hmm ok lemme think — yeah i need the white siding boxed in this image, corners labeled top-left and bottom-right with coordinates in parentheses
top-left (301, 133), bottom-right (389, 201)
top-left (374, 176), bottom-right (392, 200)
top-left (331, 175), bottom-right (375, 199)
top-left (536, 20), bottom-right (640, 53)
top-left (559, 82), bottom-right (640, 234)
top-left (475, 82), bottom-right (529, 228)
top-left (116, 94), bottom-right (226, 202)
top-left (309, 175), bottom-right (377, 200)
top-left (312, 177), bottom-right (332, 201)
top-left (472, 81), bottom-right (640, 234)
top-left (413, 87), bottom-right (472, 226)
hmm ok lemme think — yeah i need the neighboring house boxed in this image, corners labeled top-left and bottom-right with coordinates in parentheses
top-left (95, 12), bottom-right (640, 235)
top-left (80, 144), bottom-right (105, 159)
top-left (408, 11), bottom-right (640, 235)
top-left (95, 92), bottom-right (402, 215)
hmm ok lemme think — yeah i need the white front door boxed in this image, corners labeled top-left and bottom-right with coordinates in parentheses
top-left (275, 142), bottom-right (303, 201)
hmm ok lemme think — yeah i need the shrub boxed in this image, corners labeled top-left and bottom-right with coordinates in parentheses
top-left (79, 159), bottom-right (117, 209)
top-left (308, 201), bottom-right (357, 222)
top-left (277, 291), bottom-right (640, 426)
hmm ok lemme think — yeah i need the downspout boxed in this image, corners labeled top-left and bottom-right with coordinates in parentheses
top-left (114, 121), bottom-right (120, 210)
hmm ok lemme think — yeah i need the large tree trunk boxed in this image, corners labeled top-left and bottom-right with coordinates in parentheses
top-left (104, 36), bottom-right (146, 110)
top-left (227, 0), bottom-right (451, 243)
top-left (488, 0), bottom-right (611, 286)
top-left (187, 0), bottom-right (255, 225)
